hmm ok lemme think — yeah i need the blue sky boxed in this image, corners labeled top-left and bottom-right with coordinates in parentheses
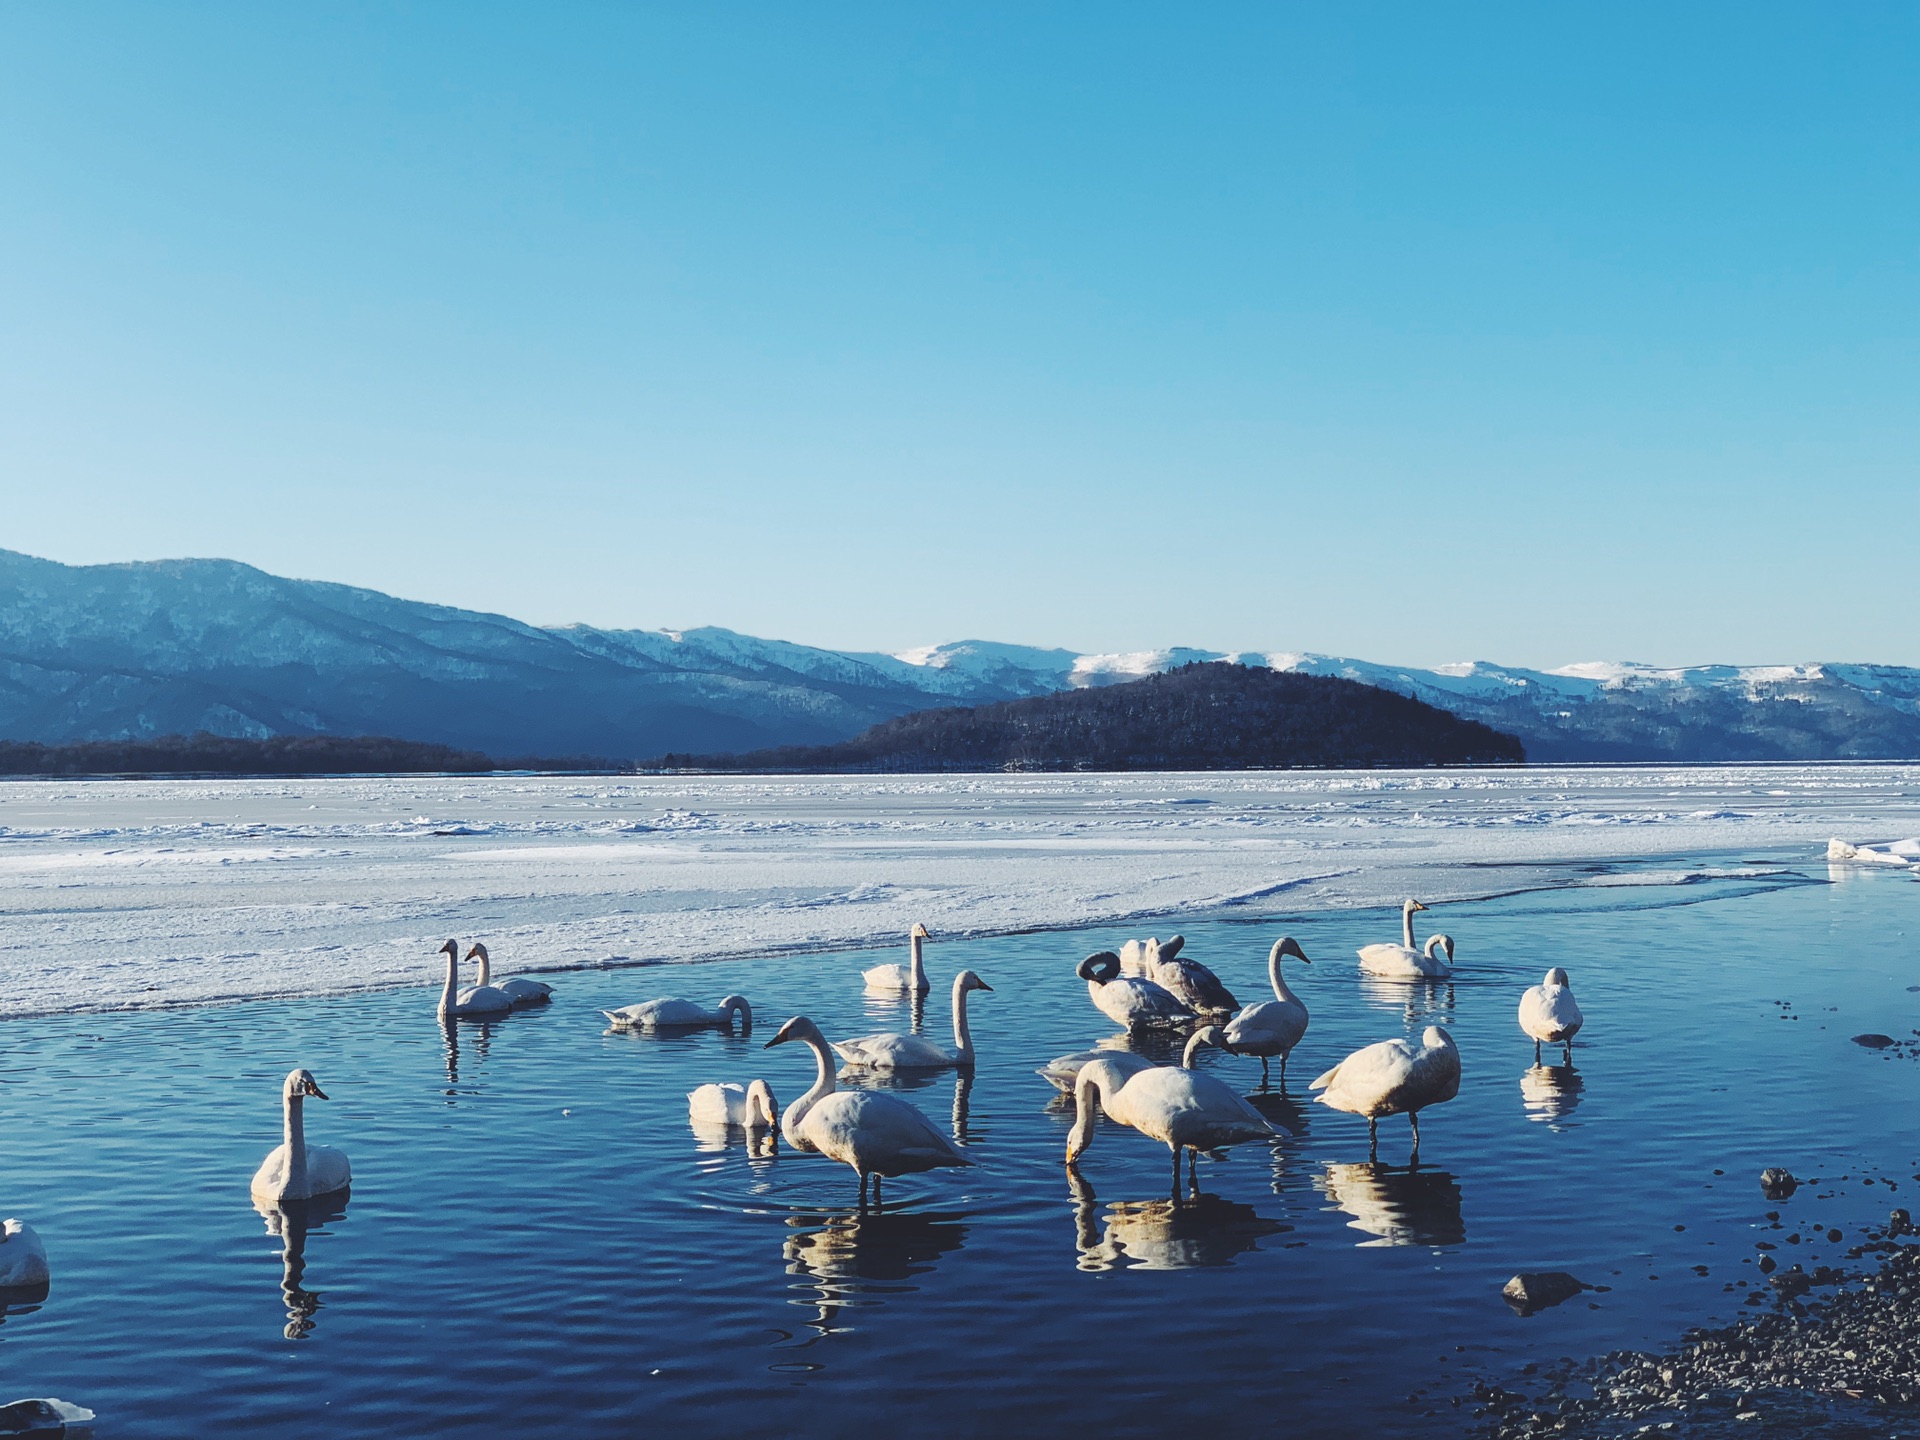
top-left (2, 5), bottom-right (1916, 665)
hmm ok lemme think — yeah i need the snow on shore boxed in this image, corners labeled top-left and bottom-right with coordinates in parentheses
top-left (1, 765), bottom-right (1916, 1019)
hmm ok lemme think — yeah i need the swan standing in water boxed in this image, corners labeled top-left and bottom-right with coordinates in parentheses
top-left (687, 1078), bottom-right (779, 1130)
top-left (467, 943), bottom-right (552, 1007)
top-left (1222, 936), bottom-right (1312, 1086)
top-left (0, 1220), bottom-right (49, 1292)
top-left (1119, 936), bottom-right (1238, 1014)
top-left (250, 1069), bottom-right (352, 1204)
top-left (833, 971), bottom-right (993, 1071)
top-left (862, 923), bottom-right (933, 994)
top-left (601, 994), bottom-right (752, 1032)
top-left (1357, 901), bottom-right (1456, 979)
top-left (1065, 1027), bottom-right (1276, 1192)
top-left (764, 1016), bottom-right (972, 1204)
top-left (1079, 952), bottom-right (1191, 1030)
top-left (1518, 967), bottom-right (1583, 1062)
top-left (1310, 1027), bottom-right (1460, 1157)
top-left (437, 939), bottom-right (511, 1018)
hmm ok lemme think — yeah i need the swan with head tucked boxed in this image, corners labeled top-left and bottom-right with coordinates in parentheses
top-left (862, 923), bottom-right (932, 994)
top-left (688, 1078), bottom-right (779, 1130)
top-left (833, 971), bottom-right (993, 1071)
top-left (1310, 1026), bottom-right (1460, 1155)
top-left (601, 994), bottom-right (752, 1032)
top-left (467, 943), bottom-right (551, 1006)
top-left (1518, 967), bottom-right (1583, 1062)
top-left (1078, 952), bottom-right (1191, 1030)
top-left (437, 939), bottom-right (511, 1018)
top-left (764, 1016), bottom-right (973, 1204)
top-left (1119, 935), bottom-right (1238, 1014)
top-left (250, 1069), bottom-right (352, 1204)
top-left (1357, 901), bottom-right (1455, 979)
top-left (0, 1219), bottom-right (49, 1292)
top-left (1065, 1027), bottom-right (1277, 1191)
top-left (1222, 936), bottom-right (1311, 1085)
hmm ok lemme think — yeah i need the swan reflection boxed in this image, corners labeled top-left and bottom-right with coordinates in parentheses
top-left (1067, 1167), bottom-right (1288, 1270)
top-left (254, 1191), bottom-right (350, 1339)
top-left (439, 1016), bottom-right (500, 1096)
top-left (1519, 1062), bottom-right (1585, 1128)
top-left (1357, 975), bottom-right (1456, 1024)
top-left (782, 1207), bottom-right (969, 1333)
top-left (1244, 1089), bottom-right (1311, 1137)
top-left (1316, 1162), bottom-right (1465, 1248)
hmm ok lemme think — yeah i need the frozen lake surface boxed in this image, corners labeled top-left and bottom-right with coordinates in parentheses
top-left (3, 765), bottom-right (1919, 1016)
top-left (2, 852), bottom-right (1919, 1437)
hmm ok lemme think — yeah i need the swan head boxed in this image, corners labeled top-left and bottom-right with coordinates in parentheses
top-left (1543, 966), bottom-right (1570, 987)
top-left (717, 995), bottom-right (752, 1029)
top-left (465, 942), bottom-right (488, 962)
top-left (1160, 934), bottom-right (1186, 960)
top-left (1404, 898), bottom-right (1428, 915)
top-left (1077, 951), bottom-right (1122, 984)
top-left (910, 922), bottom-right (930, 940)
top-left (1182, 1025), bottom-right (1231, 1067)
top-left (746, 1078), bottom-right (779, 1128)
top-left (954, 969), bottom-right (993, 996)
top-left (764, 1015), bottom-right (824, 1050)
top-left (1425, 934), bottom-right (1456, 962)
top-left (438, 939), bottom-right (459, 959)
top-left (283, 1068), bottom-right (329, 1101)
top-left (1272, 936), bottom-right (1311, 965)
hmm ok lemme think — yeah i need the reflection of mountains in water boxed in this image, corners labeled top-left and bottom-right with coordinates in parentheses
top-left (254, 1191), bottom-right (351, 1339)
top-left (1520, 1063), bottom-right (1585, 1127)
top-left (1316, 1163), bottom-right (1465, 1248)
top-left (1069, 1171), bottom-right (1289, 1270)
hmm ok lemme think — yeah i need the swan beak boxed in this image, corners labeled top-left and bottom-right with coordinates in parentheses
top-left (1413, 901), bottom-right (1428, 912)
top-left (305, 1082), bottom-right (330, 1100)
top-left (978, 981), bottom-right (995, 992)
top-left (763, 1036), bottom-right (783, 1049)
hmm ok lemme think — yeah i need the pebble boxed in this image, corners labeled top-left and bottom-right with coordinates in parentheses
top-left (1759, 1168), bottom-right (1799, 1200)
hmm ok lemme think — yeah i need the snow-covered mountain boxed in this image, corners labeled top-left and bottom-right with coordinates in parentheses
top-left (4, 549), bottom-right (1919, 761)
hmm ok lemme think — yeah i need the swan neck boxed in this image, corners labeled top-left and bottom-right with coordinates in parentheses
top-left (1269, 947), bottom-right (1298, 1004)
top-left (475, 950), bottom-right (491, 986)
top-left (950, 980), bottom-right (977, 1058)
top-left (283, 1090), bottom-right (308, 1195)
top-left (910, 932), bottom-right (925, 987)
top-left (800, 1034), bottom-right (836, 1111)
top-left (1402, 905), bottom-right (1416, 949)
top-left (1067, 1072), bottom-right (1103, 1158)
top-left (439, 952), bottom-right (458, 1014)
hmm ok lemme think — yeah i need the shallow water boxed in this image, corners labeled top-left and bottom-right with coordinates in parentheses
top-left (2, 854), bottom-right (1917, 1438)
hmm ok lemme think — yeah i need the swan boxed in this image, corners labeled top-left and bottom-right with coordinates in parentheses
top-left (764, 1016), bottom-right (973, 1204)
top-left (467, 943), bottom-right (551, 1006)
top-left (1078, 952), bottom-right (1191, 1030)
top-left (1357, 897), bottom-right (1456, 978)
top-left (862, 922), bottom-right (933, 994)
top-left (1120, 936), bottom-right (1238, 1013)
top-left (1222, 936), bottom-right (1312, 1085)
top-left (688, 1078), bottom-right (779, 1130)
top-left (438, 939), bottom-right (511, 1018)
top-left (1037, 1046), bottom-right (1158, 1094)
top-left (250, 1068), bottom-right (352, 1204)
top-left (0, 1219), bottom-right (49, 1291)
top-left (833, 971), bottom-right (993, 1071)
top-left (1310, 1026), bottom-right (1460, 1155)
top-left (601, 994), bottom-right (751, 1032)
top-left (1065, 1027), bottom-right (1277, 1191)
top-left (1518, 967), bottom-right (1583, 1062)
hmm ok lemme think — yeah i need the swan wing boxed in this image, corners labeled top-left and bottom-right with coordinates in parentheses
top-left (802, 1092), bottom-right (971, 1173)
top-left (1155, 958), bottom-right (1238, 1011)
top-left (305, 1145), bottom-right (352, 1196)
top-left (862, 963), bottom-right (912, 990)
top-left (833, 1033), bottom-right (954, 1070)
top-left (1356, 944), bottom-right (1423, 976)
top-left (1311, 1037), bottom-right (1419, 1112)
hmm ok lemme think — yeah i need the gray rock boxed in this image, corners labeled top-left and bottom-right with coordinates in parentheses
top-left (1851, 1033), bottom-right (1896, 1048)
top-left (1890, 1208), bottom-right (1913, 1237)
top-left (1503, 1271), bottom-right (1586, 1316)
top-left (1760, 1167), bottom-right (1798, 1199)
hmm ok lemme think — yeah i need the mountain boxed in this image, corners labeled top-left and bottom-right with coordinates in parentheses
top-left (2, 549), bottom-right (1918, 761)
top-left (666, 664), bottom-right (1526, 772)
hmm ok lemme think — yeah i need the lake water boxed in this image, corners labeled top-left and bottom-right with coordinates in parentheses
top-left (1, 852), bottom-right (1916, 1437)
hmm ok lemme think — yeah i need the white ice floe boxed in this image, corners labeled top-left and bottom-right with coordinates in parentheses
top-left (1826, 837), bottom-right (1920, 868)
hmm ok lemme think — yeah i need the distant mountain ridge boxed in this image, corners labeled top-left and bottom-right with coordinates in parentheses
top-left (2, 549), bottom-right (1917, 762)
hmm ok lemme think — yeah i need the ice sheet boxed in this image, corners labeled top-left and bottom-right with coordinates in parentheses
top-left (1, 764), bottom-right (1916, 1018)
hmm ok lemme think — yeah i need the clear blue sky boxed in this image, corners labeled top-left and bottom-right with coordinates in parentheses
top-left (3, 5), bottom-right (1916, 666)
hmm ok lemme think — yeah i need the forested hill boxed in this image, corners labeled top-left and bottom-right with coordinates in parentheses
top-left (661, 663), bottom-right (1525, 772)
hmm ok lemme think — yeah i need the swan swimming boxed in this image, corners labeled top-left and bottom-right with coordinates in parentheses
top-left (1518, 967), bottom-right (1583, 1062)
top-left (250, 1068), bottom-right (352, 1204)
top-left (0, 1219), bottom-right (49, 1292)
top-left (764, 1016), bottom-right (973, 1204)
top-left (1119, 936), bottom-right (1238, 1014)
top-left (438, 939), bottom-right (511, 1018)
top-left (601, 994), bottom-right (752, 1032)
top-left (1310, 1026), bottom-right (1460, 1155)
top-left (1065, 1027), bottom-right (1277, 1191)
top-left (1078, 952), bottom-right (1191, 1030)
top-left (1221, 936), bottom-right (1311, 1085)
top-left (1357, 899), bottom-right (1456, 979)
top-left (833, 970), bottom-right (993, 1071)
top-left (1037, 1045), bottom-right (1157, 1094)
top-left (687, 1078), bottom-right (779, 1130)
top-left (862, 922), bottom-right (933, 994)
top-left (467, 942), bottom-right (552, 1006)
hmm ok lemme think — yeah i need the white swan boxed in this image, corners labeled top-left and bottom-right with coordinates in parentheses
top-left (1310, 1026), bottom-right (1460, 1154)
top-left (250, 1068), bottom-right (352, 1204)
top-left (438, 939), bottom-right (511, 1018)
top-left (1222, 936), bottom-right (1311, 1085)
top-left (601, 994), bottom-right (751, 1032)
top-left (1037, 1045), bottom-right (1157, 1094)
top-left (1078, 952), bottom-right (1191, 1030)
top-left (467, 942), bottom-right (552, 1006)
top-left (0, 1219), bottom-right (49, 1291)
top-left (862, 922), bottom-right (932, 994)
top-left (1357, 898), bottom-right (1456, 979)
top-left (688, 1078), bottom-right (779, 1130)
top-left (1065, 1027), bottom-right (1277, 1190)
top-left (1518, 967), bottom-right (1583, 1062)
top-left (764, 1016), bottom-right (973, 1204)
top-left (833, 970), bottom-right (993, 1071)
top-left (1118, 936), bottom-right (1239, 1013)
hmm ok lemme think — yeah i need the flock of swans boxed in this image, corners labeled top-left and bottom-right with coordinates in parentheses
top-left (0, 900), bottom-right (1590, 1304)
